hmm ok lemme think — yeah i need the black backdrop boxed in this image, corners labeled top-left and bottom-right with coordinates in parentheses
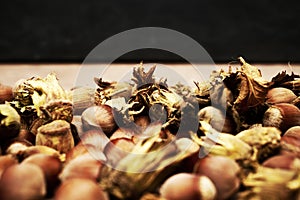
top-left (1, 0), bottom-right (300, 63)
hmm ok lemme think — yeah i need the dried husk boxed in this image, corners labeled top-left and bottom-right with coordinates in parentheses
top-left (236, 126), bottom-right (281, 162)
top-left (99, 128), bottom-right (199, 199)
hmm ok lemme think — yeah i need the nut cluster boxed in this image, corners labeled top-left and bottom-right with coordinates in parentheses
top-left (0, 59), bottom-right (299, 200)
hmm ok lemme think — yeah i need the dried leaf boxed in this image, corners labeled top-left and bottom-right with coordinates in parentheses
top-left (233, 72), bottom-right (269, 110)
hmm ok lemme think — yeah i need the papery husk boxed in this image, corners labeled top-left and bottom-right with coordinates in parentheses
top-left (11, 73), bottom-right (73, 130)
top-left (94, 78), bottom-right (132, 106)
top-left (236, 126), bottom-right (281, 163)
top-left (236, 166), bottom-right (300, 200)
top-left (99, 128), bottom-right (200, 199)
top-left (191, 121), bottom-right (252, 161)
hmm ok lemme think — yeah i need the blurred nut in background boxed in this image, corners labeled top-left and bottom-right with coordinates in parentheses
top-left (0, 163), bottom-right (46, 200)
top-left (54, 178), bottom-right (109, 200)
top-left (159, 173), bottom-right (217, 200)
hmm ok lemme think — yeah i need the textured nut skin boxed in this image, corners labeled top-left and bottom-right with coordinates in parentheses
top-left (284, 126), bottom-right (300, 138)
top-left (36, 120), bottom-right (74, 153)
top-left (266, 87), bottom-right (297, 104)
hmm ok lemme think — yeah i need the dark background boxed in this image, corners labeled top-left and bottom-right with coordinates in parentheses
top-left (1, 0), bottom-right (300, 63)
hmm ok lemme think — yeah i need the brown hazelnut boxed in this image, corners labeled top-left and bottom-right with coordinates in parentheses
top-left (263, 103), bottom-right (300, 132)
top-left (104, 135), bottom-right (136, 166)
top-left (60, 154), bottom-right (102, 182)
top-left (0, 85), bottom-right (13, 103)
top-left (22, 153), bottom-right (62, 197)
top-left (36, 120), bottom-right (74, 153)
top-left (81, 105), bottom-right (117, 137)
top-left (66, 142), bottom-right (91, 162)
top-left (54, 178), bottom-right (109, 200)
top-left (0, 155), bottom-right (18, 178)
top-left (198, 106), bottom-right (235, 133)
top-left (159, 173), bottom-right (217, 200)
top-left (194, 155), bottom-right (241, 200)
top-left (283, 126), bottom-right (300, 138)
top-left (262, 154), bottom-right (299, 170)
top-left (80, 129), bottom-right (110, 152)
top-left (0, 163), bottom-right (46, 200)
top-left (266, 87), bottom-right (297, 104)
top-left (280, 135), bottom-right (300, 157)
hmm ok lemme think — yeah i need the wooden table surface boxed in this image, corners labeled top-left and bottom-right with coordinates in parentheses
top-left (0, 63), bottom-right (299, 89)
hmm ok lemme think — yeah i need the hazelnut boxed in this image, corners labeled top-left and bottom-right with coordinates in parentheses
top-left (262, 154), bottom-right (299, 170)
top-left (104, 134), bottom-right (136, 166)
top-left (36, 120), bottom-right (74, 153)
top-left (0, 163), bottom-right (46, 200)
top-left (81, 105), bottom-right (117, 137)
top-left (266, 87), bottom-right (297, 104)
top-left (198, 106), bottom-right (235, 133)
top-left (159, 173), bottom-right (217, 200)
top-left (0, 84), bottom-right (13, 103)
top-left (60, 154), bottom-right (102, 182)
top-left (263, 103), bottom-right (300, 132)
top-left (22, 153), bottom-right (62, 197)
top-left (280, 135), bottom-right (300, 157)
top-left (54, 178), bottom-right (109, 200)
top-left (80, 129), bottom-right (110, 152)
top-left (194, 155), bottom-right (241, 200)
top-left (0, 155), bottom-right (18, 178)
top-left (283, 126), bottom-right (300, 138)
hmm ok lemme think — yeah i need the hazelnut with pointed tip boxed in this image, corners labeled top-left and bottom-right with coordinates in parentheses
top-left (266, 87), bottom-right (297, 104)
top-left (263, 103), bottom-right (300, 132)
top-left (198, 106), bottom-right (235, 133)
top-left (81, 105), bottom-right (117, 137)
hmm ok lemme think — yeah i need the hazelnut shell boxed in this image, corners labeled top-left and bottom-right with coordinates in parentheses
top-left (194, 155), bottom-right (241, 200)
top-left (160, 173), bottom-right (217, 200)
top-left (263, 103), bottom-right (300, 132)
top-left (266, 87), bottom-right (297, 104)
